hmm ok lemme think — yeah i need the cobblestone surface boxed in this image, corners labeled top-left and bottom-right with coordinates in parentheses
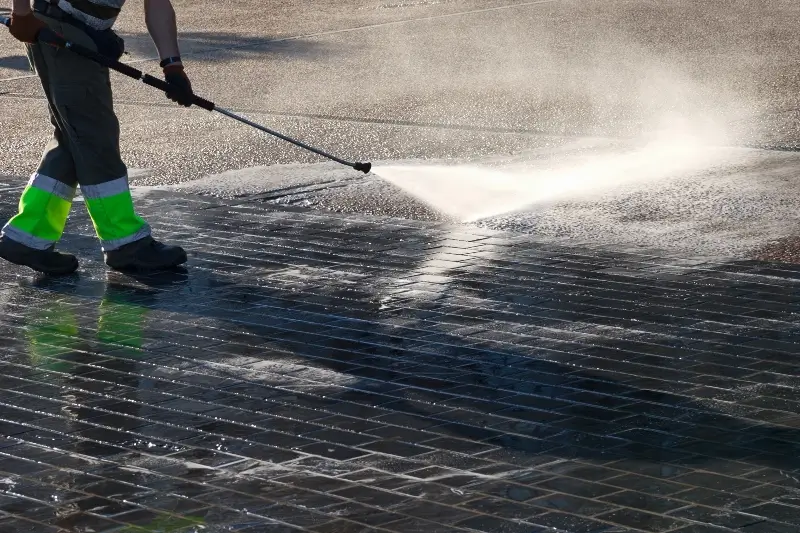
top-left (2, 179), bottom-right (800, 532)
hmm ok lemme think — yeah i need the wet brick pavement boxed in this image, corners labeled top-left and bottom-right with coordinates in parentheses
top-left (2, 178), bottom-right (800, 532)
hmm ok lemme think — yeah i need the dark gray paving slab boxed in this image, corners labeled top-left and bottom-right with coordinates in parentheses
top-left (0, 182), bottom-right (800, 532)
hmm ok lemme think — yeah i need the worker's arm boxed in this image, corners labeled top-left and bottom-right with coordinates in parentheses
top-left (143, 0), bottom-right (195, 107)
top-left (11, 0), bottom-right (31, 14)
top-left (144, 0), bottom-right (180, 61)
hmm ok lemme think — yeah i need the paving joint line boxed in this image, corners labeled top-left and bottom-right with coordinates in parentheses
top-left (0, 446), bottom-right (391, 533)
top-left (0, 350), bottom-right (788, 481)
top-left (0, 418), bottom-right (617, 533)
top-left (0, 442), bottom-right (773, 530)
top-left (177, 263), bottom-right (800, 367)
top-left (19, 268), bottom-right (796, 416)
top-left (177, 222), bottom-right (800, 297)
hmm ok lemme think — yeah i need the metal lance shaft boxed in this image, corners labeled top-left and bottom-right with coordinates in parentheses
top-left (0, 16), bottom-right (372, 174)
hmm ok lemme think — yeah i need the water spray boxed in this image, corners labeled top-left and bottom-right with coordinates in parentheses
top-left (0, 16), bottom-right (372, 174)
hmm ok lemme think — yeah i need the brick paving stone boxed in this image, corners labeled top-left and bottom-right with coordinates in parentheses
top-left (0, 182), bottom-right (799, 531)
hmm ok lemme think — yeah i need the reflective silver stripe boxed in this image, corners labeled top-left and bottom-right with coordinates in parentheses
top-left (80, 177), bottom-right (130, 200)
top-left (99, 223), bottom-right (151, 252)
top-left (28, 173), bottom-right (76, 202)
top-left (1, 224), bottom-right (56, 251)
top-left (55, 0), bottom-right (121, 30)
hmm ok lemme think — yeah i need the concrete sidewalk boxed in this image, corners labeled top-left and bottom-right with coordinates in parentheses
top-left (1, 181), bottom-right (800, 532)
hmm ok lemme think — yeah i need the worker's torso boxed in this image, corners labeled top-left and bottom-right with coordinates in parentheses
top-left (49, 0), bottom-right (125, 30)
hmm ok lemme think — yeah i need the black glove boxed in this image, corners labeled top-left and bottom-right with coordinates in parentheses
top-left (163, 64), bottom-right (193, 107)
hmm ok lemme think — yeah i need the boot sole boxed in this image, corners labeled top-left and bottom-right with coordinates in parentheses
top-left (106, 252), bottom-right (188, 272)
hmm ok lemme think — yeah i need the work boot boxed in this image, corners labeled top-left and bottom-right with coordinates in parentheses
top-left (104, 236), bottom-right (187, 271)
top-left (0, 235), bottom-right (79, 275)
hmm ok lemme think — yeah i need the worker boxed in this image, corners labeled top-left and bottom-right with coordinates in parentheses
top-left (1, 0), bottom-right (193, 275)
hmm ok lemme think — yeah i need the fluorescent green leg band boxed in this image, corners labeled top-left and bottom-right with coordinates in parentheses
top-left (81, 177), bottom-right (151, 251)
top-left (9, 186), bottom-right (72, 242)
top-left (2, 173), bottom-right (76, 249)
top-left (84, 191), bottom-right (149, 243)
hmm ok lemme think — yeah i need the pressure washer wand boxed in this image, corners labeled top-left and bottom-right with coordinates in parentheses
top-left (0, 16), bottom-right (372, 174)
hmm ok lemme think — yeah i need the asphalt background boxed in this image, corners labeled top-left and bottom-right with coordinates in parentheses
top-left (2, 0), bottom-right (800, 259)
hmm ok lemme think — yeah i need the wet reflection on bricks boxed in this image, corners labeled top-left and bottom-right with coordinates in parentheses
top-left (0, 183), bottom-right (799, 531)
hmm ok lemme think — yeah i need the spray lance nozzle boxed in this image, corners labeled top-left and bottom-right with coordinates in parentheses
top-left (353, 162), bottom-right (372, 174)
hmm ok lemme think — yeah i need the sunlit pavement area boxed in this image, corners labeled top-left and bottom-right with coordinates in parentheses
top-left (2, 180), bottom-right (800, 532)
top-left (5, 0), bottom-right (800, 532)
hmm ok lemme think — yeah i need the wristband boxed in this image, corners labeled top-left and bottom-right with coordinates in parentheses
top-left (160, 56), bottom-right (182, 68)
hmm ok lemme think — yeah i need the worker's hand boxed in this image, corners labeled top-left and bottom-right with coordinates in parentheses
top-left (163, 64), bottom-right (193, 107)
top-left (9, 11), bottom-right (47, 44)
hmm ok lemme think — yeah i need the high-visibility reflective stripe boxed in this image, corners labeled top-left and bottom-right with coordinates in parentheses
top-left (28, 173), bottom-right (76, 202)
top-left (81, 176), bottom-right (150, 251)
top-left (99, 223), bottom-right (151, 252)
top-left (80, 176), bottom-right (130, 200)
top-left (55, 0), bottom-right (122, 30)
top-left (1, 224), bottom-right (55, 250)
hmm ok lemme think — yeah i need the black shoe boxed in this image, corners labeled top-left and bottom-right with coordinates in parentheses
top-left (104, 236), bottom-right (188, 271)
top-left (0, 236), bottom-right (79, 276)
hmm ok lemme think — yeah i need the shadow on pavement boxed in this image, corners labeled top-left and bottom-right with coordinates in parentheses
top-left (119, 30), bottom-right (344, 62)
top-left (0, 55), bottom-right (30, 72)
